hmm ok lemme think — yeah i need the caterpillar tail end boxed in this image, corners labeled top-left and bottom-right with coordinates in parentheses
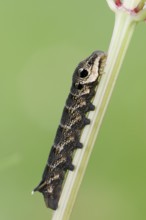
top-left (33, 180), bottom-right (59, 210)
top-left (43, 195), bottom-right (58, 210)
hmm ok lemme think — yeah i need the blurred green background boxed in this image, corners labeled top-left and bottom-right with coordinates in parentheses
top-left (0, 1), bottom-right (146, 220)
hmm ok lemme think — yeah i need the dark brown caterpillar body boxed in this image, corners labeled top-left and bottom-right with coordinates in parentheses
top-left (33, 51), bottom-right (106, 210)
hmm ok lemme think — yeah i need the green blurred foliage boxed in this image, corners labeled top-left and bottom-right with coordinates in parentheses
top-left (0, 1), bottom-right (146, 220)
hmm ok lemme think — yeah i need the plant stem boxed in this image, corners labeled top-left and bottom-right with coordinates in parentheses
top-left (51, 1), bottom-right (146, 220)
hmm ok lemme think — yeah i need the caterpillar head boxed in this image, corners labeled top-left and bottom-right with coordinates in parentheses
top-left (73, 51), bottom-right (106, 86)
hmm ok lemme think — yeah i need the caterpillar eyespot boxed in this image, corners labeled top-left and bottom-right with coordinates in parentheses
top-left (78, 69), bottom-right (89, 78)
top-left (33, 50), bottom-right (107, 210)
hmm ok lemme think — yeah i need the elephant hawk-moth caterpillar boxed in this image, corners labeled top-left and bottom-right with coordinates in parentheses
top-left (33, 50), bottom-right (106, 210)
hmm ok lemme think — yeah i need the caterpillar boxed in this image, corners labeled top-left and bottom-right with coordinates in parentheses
top-left (33, 50), bottom-right (106, 210)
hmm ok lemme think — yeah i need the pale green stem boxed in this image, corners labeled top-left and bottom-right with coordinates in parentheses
top-left (51, 1), bottom-right (146, 220)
